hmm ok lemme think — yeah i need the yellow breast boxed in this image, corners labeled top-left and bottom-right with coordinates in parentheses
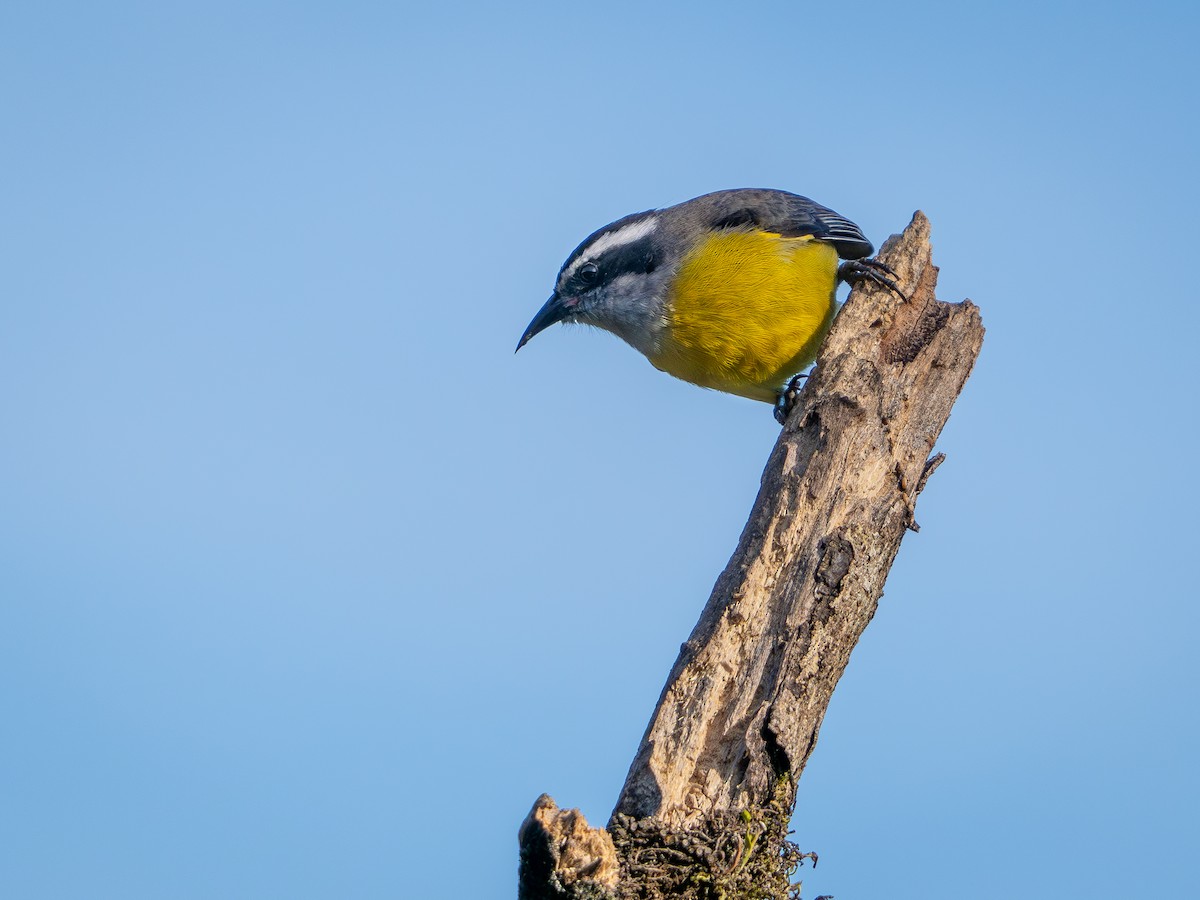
top-left (654, 230), bottom-right (840, 402)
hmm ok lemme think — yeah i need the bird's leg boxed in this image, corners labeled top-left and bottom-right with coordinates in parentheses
top-left (838, 258), bottom-right (907, 301)
top-left (774, 373), bottom-right (809, 425)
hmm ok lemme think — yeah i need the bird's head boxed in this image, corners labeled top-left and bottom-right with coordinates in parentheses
top-left (516, 210), bottom-right (674, 356)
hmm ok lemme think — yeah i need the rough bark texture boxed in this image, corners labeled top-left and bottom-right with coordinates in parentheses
top-left (519, 796), bottom-right (620, 900)
top-left (519, 212), bottom-right (984, 899)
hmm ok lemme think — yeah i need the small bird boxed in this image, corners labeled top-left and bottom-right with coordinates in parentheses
top-left (517, 188), bottom-right (899, 422)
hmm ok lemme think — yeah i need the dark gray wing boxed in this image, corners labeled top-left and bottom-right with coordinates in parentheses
top-left (692, 188), bottom-right (874, 259)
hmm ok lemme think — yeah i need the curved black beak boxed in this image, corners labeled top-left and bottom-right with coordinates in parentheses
top-left (516, 292), bottom-right (571, 352)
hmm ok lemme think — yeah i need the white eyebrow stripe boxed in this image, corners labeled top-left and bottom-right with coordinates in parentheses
top-left (563, 215), bottom-right (659, 280)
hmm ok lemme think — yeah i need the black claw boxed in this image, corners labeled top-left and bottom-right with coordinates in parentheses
top-left (773, 373), bottom-right (809, 425)
top-left (867, 258), bottom-right (898, 279)
top-left (838, 258), bottom-right (907, 301)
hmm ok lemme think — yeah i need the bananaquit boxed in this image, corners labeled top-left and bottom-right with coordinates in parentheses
top-left (516, 188), bottom-right (899, 422)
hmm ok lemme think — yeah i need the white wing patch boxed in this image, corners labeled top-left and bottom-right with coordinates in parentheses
top-left (817, 212), bottom-right (868, 242)
top-left (562, 215), bottom-right (659, 281)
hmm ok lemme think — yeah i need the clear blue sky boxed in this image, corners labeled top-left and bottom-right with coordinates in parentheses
top-left (2, 2), bottom-right (1197, 897)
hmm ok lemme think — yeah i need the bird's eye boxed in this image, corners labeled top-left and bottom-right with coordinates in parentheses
top-left (578, 262), bottom-right (600, 285)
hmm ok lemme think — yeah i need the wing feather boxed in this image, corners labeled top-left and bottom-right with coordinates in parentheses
top-left (694, 188), bottom-right (874, 259)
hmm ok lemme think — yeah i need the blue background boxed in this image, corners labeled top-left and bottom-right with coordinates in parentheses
top-left (2, 2), bottom-right (1197, 897)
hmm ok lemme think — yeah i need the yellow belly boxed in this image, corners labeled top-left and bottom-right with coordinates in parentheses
top-left (653, 230), bottom-right (839, 402)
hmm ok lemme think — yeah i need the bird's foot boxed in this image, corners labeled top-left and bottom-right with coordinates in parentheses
top-left (838, 258), bottom-right (907, 301)
top-left (774, 373), bottom-right (809, 425)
